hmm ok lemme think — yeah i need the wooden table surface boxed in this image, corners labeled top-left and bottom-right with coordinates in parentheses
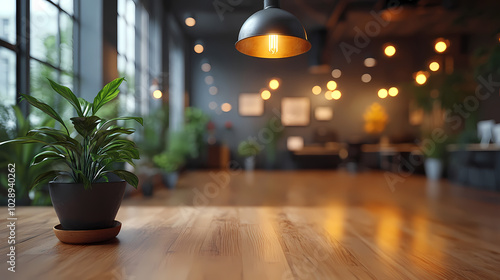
top-left (2, 171), bottom-right (500, 279)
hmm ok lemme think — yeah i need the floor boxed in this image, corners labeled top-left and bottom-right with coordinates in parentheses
top-left (124, 170), bottom-right (500, 278)
top-left (4, 170), bottom-right (500, 279)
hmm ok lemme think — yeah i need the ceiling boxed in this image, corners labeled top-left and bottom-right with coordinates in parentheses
top-left (169, 0), bottom-right (499, 41)
top-left (167, 0), bottom-right (499, 67)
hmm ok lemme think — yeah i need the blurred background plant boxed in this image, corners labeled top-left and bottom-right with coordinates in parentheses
top-left (263, 118), bottom-right (284, 169)
top-left (151, 107), bottom-right (209, 188)
top-left (0, 105), bottom-right (54, 205)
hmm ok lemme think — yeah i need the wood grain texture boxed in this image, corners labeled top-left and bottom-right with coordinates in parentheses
top-left (2, 170), bottom-right (500, 279)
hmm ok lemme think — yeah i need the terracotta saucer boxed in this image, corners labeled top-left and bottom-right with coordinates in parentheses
top-left (53, 221), bottom-right (122, 244)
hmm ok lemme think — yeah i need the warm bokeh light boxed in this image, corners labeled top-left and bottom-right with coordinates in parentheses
top-left (326, 80), bottom-right (337, 91)
top-left (388, 87), bottom-right (398, 97)
top-left (269, 79), bottom-right (280, 90)
top-left (378, 88), bottom-right (388, 99)
top-left (332, 90), bottom-right (341, 100)
top-left (312, 86), bottom-right (321, 95)
top-left (209, 86), bottom-right (218, 95)
top-left (364, 58), bottom-right (376, 67)
top-left (261, 90), bottom-right (271, 100)
top-left (194, 44), bottom-right (204, 53)
top-left (331, 69), bottom-right (342, 78)
top-left (205, 75), bottom-right (214, 85)
top-left (325, 91), bottom-right (333, 100)
top-left (209, 101), bottom-right (217, 110)
top-left (361, 74), bottom-right (372, 83)
top-left (364, 103), bottom-right (388, 134)
top-left (415, 71), bottom-right (428, 85)
top-left (429, 61), bottom-right (440, 72)
top-left (384, 45), bottom-right (396, 57)
top-left (201, 63), bottom-right (211, 72)
top-left (152, 90), bottom-right (162, 99)
top-left (185, 17), bottom-right (196, 27)
top-left (221, 103), bottom-right (232, 112)
top-left (434, 39), bottom-right (448, 53)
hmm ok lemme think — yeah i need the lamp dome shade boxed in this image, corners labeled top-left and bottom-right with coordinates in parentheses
top-left (235, 8), bottom-right (311, 58)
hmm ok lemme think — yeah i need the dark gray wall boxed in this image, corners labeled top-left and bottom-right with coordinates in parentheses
top-left (189, 34), bottom-right (480, 169)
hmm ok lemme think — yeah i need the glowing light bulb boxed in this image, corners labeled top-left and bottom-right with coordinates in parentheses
top-left (384, 45), bottom-right (396, 57)
top-left (269, 79), bottom-right (280, 90)
top-left (312, 86), bottom-right (321, 95)
top-left (332, 90), bottom-right (341, 100)
top-left (269, 34), bottom-right (278, 54)
top-left (194, 44), bottom-right (204, 53)
top-left (388, 87), bottom-right (398, 97)
top-left (153, 90), bottom-right (162, 99)
top-left (434, 39), bottom-right (448, 53)
top-left (221, 103), bottom-right (232, 112)
top-left (361, 74), bottom-right (372, 83)
top-left (261, 90), bottom-right (271, 100)
top-left (415, 71), bottom-right (428, 85)
top-left (327, 81), bottom-right (337, 91)
top-left (185, 17), bottom-right (196, 27)
top-left (429, 61), bottom-right (440, 71)
top-left (331, 69), bottom-right (341, 78)
top-left (378, 88), bottom-right (388, 99)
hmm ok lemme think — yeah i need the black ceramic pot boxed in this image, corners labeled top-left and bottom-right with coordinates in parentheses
top-left (49, 181), bottom-right (126, 230)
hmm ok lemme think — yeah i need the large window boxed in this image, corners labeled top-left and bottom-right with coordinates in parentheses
top-left (30, 0), bottom-right (77, 123)
top-left (118, 0), bottom-right (162, 117)
top-left (118, 0), bottom-right (137, 115)
top-left (0, 1), bottom-right (17, 106)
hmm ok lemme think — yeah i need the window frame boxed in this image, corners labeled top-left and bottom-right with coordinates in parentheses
top-left (0, 0), bottom-right (79, 115)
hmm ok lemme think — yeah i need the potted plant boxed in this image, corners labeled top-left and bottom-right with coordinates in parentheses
top-left (423, 138), bottom-right (447, 180)
top-left (153, 150), bottom-right (185, 189)
top-left (238, 140), bottom-right (261, 171)
top-left (153, 129), bottom-right (196, 188)
top-left (0, 78), bottom-right (142, 242)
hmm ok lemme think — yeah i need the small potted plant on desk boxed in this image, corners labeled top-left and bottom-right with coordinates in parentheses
top-left (423, 139), bottom-right (447, 180)
top-left (153, 130), bottom-right (196, 189)
top-left (153, 150), bottom-right (185, 189)
top-left (238, 140), bottom-right (261, 171)
top-left (0, 78), bottom-right (142, 244)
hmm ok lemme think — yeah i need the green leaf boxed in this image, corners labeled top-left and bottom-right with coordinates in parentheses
top-left (47, 78), bottom-right (84, 117)
top-left (75, 170), bottom-right (92, 190)
top-left (19, 93), bottom-right (69, 134)
top-left (92, 77), bottom-right (125, 114)
top-left (30, 171), bottom-right (62, 189)
top-left (79, 98), bottom-right (92, 117)
top-left (106, 170), bottom-right (139, 188)
top-left (31, 151), bottom-right (65, 166)
top-left (70, 116), bottom-right (101, 138)
top-left (101, 116), bottom-right (144, 127)
top-left (0, 136), bottom-right (52, 147)
top-left (12, 105), bottom-right (29, 135)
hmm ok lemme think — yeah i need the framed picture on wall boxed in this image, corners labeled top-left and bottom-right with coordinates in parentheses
top-left (314, 107), bottom-right (333, 121)
top-left (281, 97), bottom-right (310, 126)
top-left (238, 93), bottom-right (264, 116)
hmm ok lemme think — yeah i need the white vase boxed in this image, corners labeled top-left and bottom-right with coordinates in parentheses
top-left (424, 158), bottom-right (443, 180)
top-left (493, 124), bottom-right (500, 145)
top-left (478, 120), bottom-right (495, 147)
top-left (245, 156), bottom-right (255, 171)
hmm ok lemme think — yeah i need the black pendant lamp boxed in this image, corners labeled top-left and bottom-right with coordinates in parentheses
top-left (235, 0), bottom-right (311, 59)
